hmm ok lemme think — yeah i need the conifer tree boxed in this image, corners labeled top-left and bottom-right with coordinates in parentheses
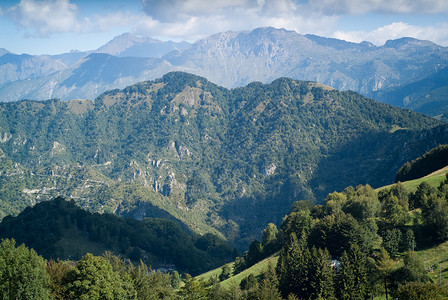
top-left (350, 244), bottom-right (369, 299)
top-left (336, 244), bottom-right (369, 299)
top-left (421, 193), bottom-right (448, 241)
top-left (240, 273), bottom-right (258, 290)
top-left (337, 250), bottom-right (355, 300)
top-left (256, 263), bottom-right (282, 300)
top-left (276, 231), bottom-right (310, 298)
top-left (309, 247), bottom-right (335, 300)
top-left (410, 181), bottom-right (435, 209)
top-left (171, 271), bottom-right (181, 289)
top-left (276, 232), bottom-right (299, 298)
top-left (376, 247), bottom-right (395, 300)
top-left (247, 240), bottom-right (263, 266)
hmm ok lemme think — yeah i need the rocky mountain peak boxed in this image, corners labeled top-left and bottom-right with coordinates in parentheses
top-left (94, 33), bottom-right (156, 56)
top-left (94, 32), bottom-right (190, 58)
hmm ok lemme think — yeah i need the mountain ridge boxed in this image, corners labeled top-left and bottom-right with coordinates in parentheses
top-left (93, 32), bottom-right (190, 58)
top-left (0, 27), bottom-right (447, 117)
top-left (0, 72), bottom-right (446, 248)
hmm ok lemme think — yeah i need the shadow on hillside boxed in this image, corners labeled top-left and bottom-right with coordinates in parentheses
top-left (220, 179), bottom-right (313, 250)
top-left (309, 124), bottom-right (448, 201)
top-left (218, 125), bottom-right (448, 250)
top-left (122, 201), bottom-right (193, 234)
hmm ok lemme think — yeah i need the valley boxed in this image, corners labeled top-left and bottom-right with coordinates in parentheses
top-left (1, 0), bottom-right (448, 297)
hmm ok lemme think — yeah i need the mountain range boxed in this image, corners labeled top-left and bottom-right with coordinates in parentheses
top-left (0, 71), bottom-right (446, 248)
top-left (0, 27), bottom-right (447, 116)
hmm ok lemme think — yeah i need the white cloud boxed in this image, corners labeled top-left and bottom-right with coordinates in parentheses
top-left (333, 22), bottom-right (448, 46)
top-left (139, 0), bottom-right (448, 24)
top-left (309, 0), bottom-right (448, 15)
top-left (8, 0), bottom-right (135, 37)
top-left (9, 0), bottom-right (80, 36)
top-left (5, 0), bottom-right (448, 50)
top-left (140, 0), bottom-right (259, 22)
top-left (134, 0), bottom-right (447, 46)
top-left (135, 0), bottom-right (338, 41)
top-left (85, 11), bottom-right (135, 33)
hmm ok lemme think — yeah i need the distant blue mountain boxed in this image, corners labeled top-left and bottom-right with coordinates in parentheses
top-left (0, 48), bottom-right (11, 57)
top-left (94, 32), bottom-right (190, 58)
top-left (369, 67), bottom-right (448, 116)
top-left (0, 28), bottom-right (447, 116)
top-left (0, 53), bottom-right (66, 85)
top-left (61, 53), bottom-right (161, 86)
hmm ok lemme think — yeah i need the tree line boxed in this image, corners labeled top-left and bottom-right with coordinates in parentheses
top-left (0, 238), bottom-right (183, 299)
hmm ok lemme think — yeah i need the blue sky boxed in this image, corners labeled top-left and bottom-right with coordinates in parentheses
top-left (1, 0), bottom-right (447, 55)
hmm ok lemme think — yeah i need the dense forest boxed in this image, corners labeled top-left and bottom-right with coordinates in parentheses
top-left (0, 72), bottom-right (446, 249)
top-left (395, 144), bottom-right (448, 182)
top-left (0, 197), bottom-right (236, 275)
top-left (3, 172), bottom-right (448, 299)
top-left (216, 171), bottom-right (448, 299)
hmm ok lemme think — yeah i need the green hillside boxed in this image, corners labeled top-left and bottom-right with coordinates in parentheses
top-left (198, 254), bottom-right (279, 289)
top-left (0, 72), bottom-right (446, 248)
top-left (1, 110), bottom-right (448, 298)
top-left (380, 167), bottom-right (448, 192)
top-left (205, 147), bottom-right (448, 286)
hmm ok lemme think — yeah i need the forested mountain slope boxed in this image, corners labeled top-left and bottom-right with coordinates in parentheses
top-left (0, 197), bottom-right (236, 275)
top-left (0, 72), bottom-right (445, 248)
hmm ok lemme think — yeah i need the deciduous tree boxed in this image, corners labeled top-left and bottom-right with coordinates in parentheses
top-left (65, 253), bottom-right (136, 300)
top-left (0, 238), bottom-right (51, 299)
